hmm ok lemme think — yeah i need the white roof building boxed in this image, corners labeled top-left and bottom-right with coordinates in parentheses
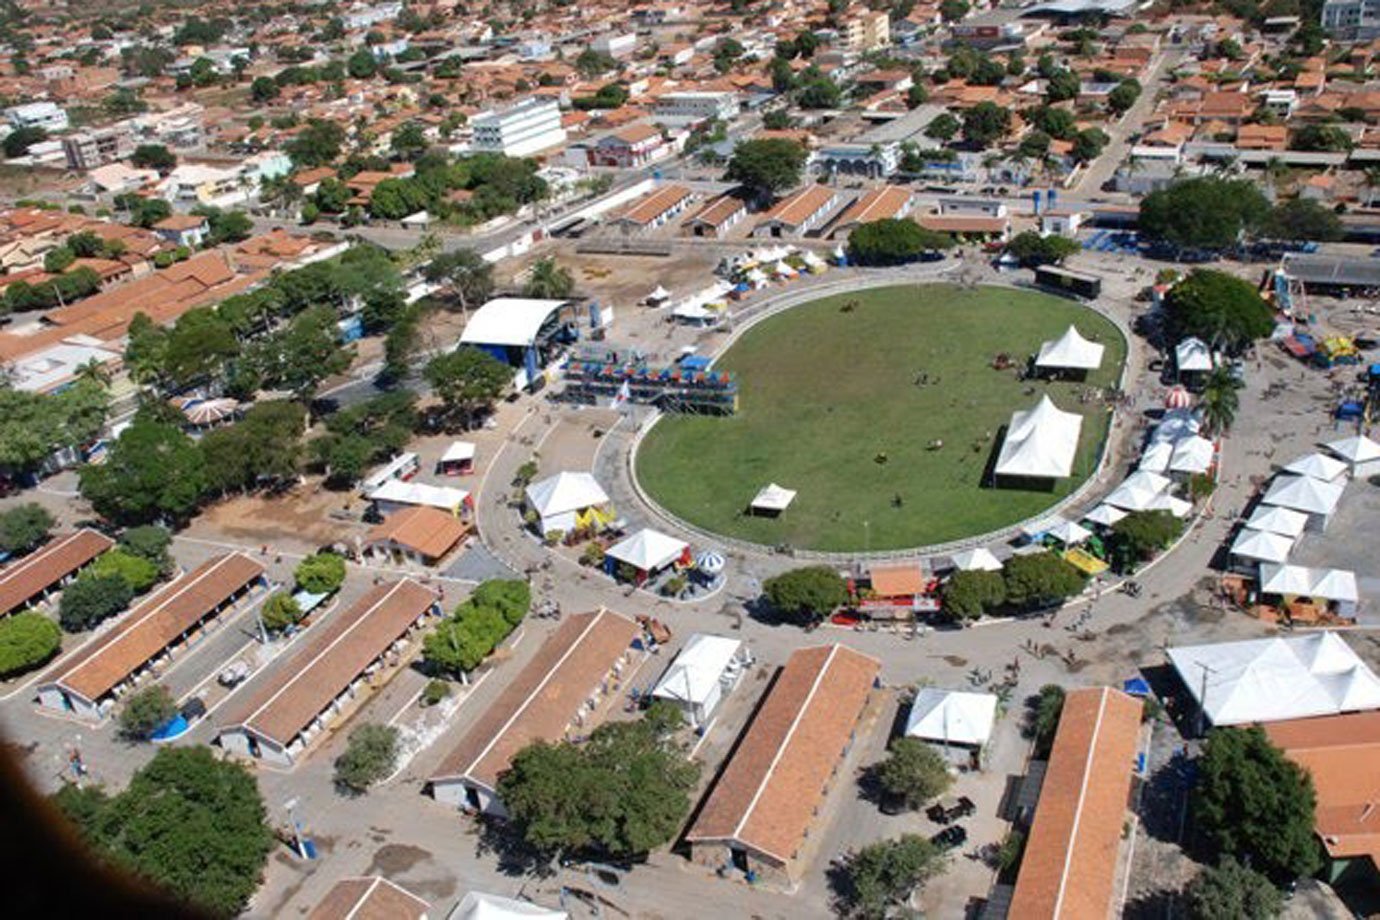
top-left (606, 528), bottom-right (688, 573)
top-left (459, 298), bottom-right (569, 348)
top-left (368, 479), bottom-right (470, 513)
top-left (905, 688), bottom-right (998, 748)
top-left (1167, 633), bottom-right (1380, 726)
top-left (651, 633), bottom-right (748, 727)
top-left (7, 337), bottom-right (121, 394)
top-left (1035, 325), bottom-right (1105, 371)
top-left (451, 891), bottom-right (568, 920)
top-left (524, 471), bottom-right (610, 536)
top-left (1175, 337), bottom-right (1213, 372)
top-left (994, 396), bottom-right (1084, 480)
top-left (442, 441), bottom-right (477, 464)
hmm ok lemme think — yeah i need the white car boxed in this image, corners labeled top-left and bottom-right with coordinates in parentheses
top-left (218, 661), bottom-right (250, 687)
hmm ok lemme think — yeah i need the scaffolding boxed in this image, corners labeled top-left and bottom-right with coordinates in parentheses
top-left (562, 349), bottom-right (738, 415)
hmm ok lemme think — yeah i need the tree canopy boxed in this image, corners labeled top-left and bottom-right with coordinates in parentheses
top-left (961, 102), bottom-right (1012, 147)
top-left (334, 723), bottom-right (399, 793)
top-left (874, 737), bottom-right (953, 809)
top-left (1139, 177), bottom-right (1270, 251)
top-left (1263, 198), bottom-right (1344, 242)
top-left (1109, 510), bottom-right (1181, 567)
top-left (59, 573), bottom-right (135, 632)
top-left (1005, 230), bottom-right (1080, 267)
top-left (1163, 269), bottom-right (1274, 354)
top-left (294, 552), bottom-right (346, 594)
top-left (424, 248), bottom-right (494, 312)
top-left (0, 610), bottom-right (62, 678)
top-left (835, 834), bottom-right (947, 919)
top-left (1001, 552), bottom-right (1085, 611)
top-left (847, 219), bottom-right (953, 266)
top-left (763, 565), bottom-right (848, 625)
top-left (79, 415), bottom-right (207, 525)
top-left (1193, 726), bottom-right (1322, 881)
top-left (0, 380), bottom-right (108, 473)
top-left (424, 347), bottom-right (512, 430)
top-left (118, 684), bottom-right (178, 740)
top-left (724, 138), bottom-right (810, 201)
top-left (1186, 856), bottom-right (1283, 920)
top-left (0, 502), bottom-right (53, 556)
top-left (942, 569), bottom-right (1006, 621)
top-left (422, 579), bottom-right (529, 676)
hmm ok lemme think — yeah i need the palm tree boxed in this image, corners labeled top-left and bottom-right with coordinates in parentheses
top-left (1200, 367), bottom-right (1240, 435)
top-left (523, 257), bottom-right (575, 299)
top-left (74, 358), bottom-right (112, 388)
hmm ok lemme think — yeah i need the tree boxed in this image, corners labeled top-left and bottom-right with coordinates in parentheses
top-left (847, 218), bottom-right (953, 266)
top-left (798, 75), bottom-right (843, 109)
top-left (1264, 198), bottom-right (1343, 242)
top-left (423, 248), bottom-right (493, 313)
top-left (1004, 230), bottom-right (1080, 267)
top-left (162, 307), bottom-right (240, 388)
top-left (79, 416), bottom-right (208, 525)
top-left (203, 209), bottom-right (254, 245)
top-left (498, 708), bottom-right (700, 859)
top-left (285, 118), bottom-right (345, 167)
top-left (574, 48), bottom-right (617, 78)
top-left (58, 574), bottom-right (134, 632)
top-left (874, 737), bottom-right (953, 809)
top-left (1164, 269), bottom-right (1274, 354)
top-left (120, 196), bottom-right (172, 229)
top-left (295, 552), bottom-right (346, 594)
top-left (1024, 684), bottom-right (1065, 757)
top-left (118, 684), bottom-right (178, 740)
top-left (55, 746), bottom-right (273, 916)
top-left (347, 48), bottom-right (378, 79)
top-left (470, 579), bottom-right (531, 624)
top-left (1028, 106), bottom-right (1077, 140)
top-left (961, 102), bottom-right (1012, 148)
top-left (942, 569), bottom-right (1006, 620)
top-left (44, 246), bottom-right (76, 274)
top-left (1139, 177), bottom-right (1269, 251)
top-left (725, 138), bottom-right (809, 202)
top-left (1045, 69), bottom-right (1080, 103)
top-left (421, 581), bottom-right (528, 676)
top-left (763, 565), bottom-right (848, 626)
top-left (1107, 79), bottom-right (1141, 115)
top-left (1200, 366), bottom-right (1241, 435)
top-left (199, 400), bottom-right (307, 494)
top-left (1109, 510), bottom-right (1181, 566)
top-left (1186, 856), bottom-right (1284, 920)
top-left (334, 723), bottom-right (399, 793)
top-left (239, 305), bottom-right (352, 399)
top-left (925, 112), bottom-right (960, 142)
top-left (0, 611), bottom-right (62, 678)
top-left (250, 75), bottom-right (279, 102)
top-left (1193, 726), bottom-right (1322, 881)
top-left (424, 347), bottom-right (512, 429)
top-left (390, 121), bottom-right (428, 161)
top-left (836, 835), bottom-right (947, 919)
top-left (939, 0), bottom-right (969, 20)
top-left (130, 144), bottom-right (176, 171)
top-left (314, 177), bottom-right (351, 213)
top-left (88, 549), bottom-right (161, 593)
top-left (523, 257), bottom-right (575, 299)
top-left (260, 591), bottom-right (303, 633)
top-left (0, 502), bottom-right (53, 556)
top-left (0, 380), bottom-right (108, 473)
top-left (1071, 127), bottom-right (1109, 163)
top-left (3, 125), bottom-right (47, 158)
top-left (1002, 552), bottom-right (1084, 611)
top-left (1291, 124), bottom-right (1353, 153)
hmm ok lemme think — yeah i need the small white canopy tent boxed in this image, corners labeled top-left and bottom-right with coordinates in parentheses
top-left (1175, 337), bottom-right (1213, 373)
top-left (1103, 470), bottom-right (1172, 511)
top-left (651, 633), bottom-right (747, 728)
top-left (750, 482), bottom-right (797, 514)
top-left (1259, 563), bottom-right (1359, 610)
top-left (1138, 440), bottom-right (1173, 474)
top-left (1261, 474), bottom-right (1345, 528)
top-left (1035, 325), bottom-right (1105, 371)
top-left (994, 395), bottom-right (1084, 480)
top-left (524, 471), bottom-right (611, 536)
top-left (1151, 409), bottom-right (1203, 445)
top-left (646, 285), bottom-right (671, 304)
top-left (950, 547), bottom-right (1004, 571)
top-left (1082, 503), bottom-right (1127, 527)
top-left (1047, 518), bottom-right (1093, 545)
top-left (1243, 505), bottom-right (1309, 538)
top-left (606, 528), bottom-right (689, 573)
top-left (1229, 528), bottom-right (1296, 564)
top-left (441, 440), bottom-right (477, 465)
top-left (905, 688), bottom-right (998, 752)
top-left (450, 891), bottom-right (568, 920)
top-left (1325, 434), bottom-right (1380, 477)
top-left (1147, 492), bottom-right (1193, 518)
top-left (1169, 436), bottom-right (1215, 476)
top-left (1167, 632), bottom-right (1380, 726)
top-left (1284, 452), bottom-right (1348, 483)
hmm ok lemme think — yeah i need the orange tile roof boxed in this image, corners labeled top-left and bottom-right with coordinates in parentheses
top-left (685, 644), bottom-right (880, 866)
top-left (366, 505), bottom-right (469, 560)
top-left (868, 563), bottom-right (924, 598)
top-left (616, 183), bottom-right (693, 226)
top-left (1265, 712), bottom-right (1380, 864)
top-left (308, 877), bottom-right (429, 920)
top-left (1008, 687), bottom-right (1142, 920)
top-left (757, 185), bottom-right (837, 230)
top-left (0, 530), bottom-right (113, 616)
top-left (833, 185), bottom-right (912, 231)
top-left (684, 193), bottom-right (746, 228)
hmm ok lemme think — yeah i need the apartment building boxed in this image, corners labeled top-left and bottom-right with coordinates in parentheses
top-left (652, 91), bottom-right (739, 127)
top-left (471, 98), bottom-right (567, 158)
top-left (5, 101), bottom-right (69, 132)
top-left (846, 9), bottom-right (891, 52)
top-left (1323, 0), bottom-right (1380, 40)
top-left (63, 125), bottom-right (135, 170)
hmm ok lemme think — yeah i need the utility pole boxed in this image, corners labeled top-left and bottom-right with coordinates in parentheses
top-left (283, 797), bottom-right (308, 859)
top-left (1194, 661), bottom-right (1217, 737)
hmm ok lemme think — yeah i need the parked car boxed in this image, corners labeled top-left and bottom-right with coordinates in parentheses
top-left (926, 796), bottom-right (976, 824)
top-left (218, 660), bottom-right (250, 688)
top-left (180, 696), bottom-right (207, 722)
top-left (931, 825), bottom-right (968, 850)
top-left (879, 790), bottom-right (908, 816)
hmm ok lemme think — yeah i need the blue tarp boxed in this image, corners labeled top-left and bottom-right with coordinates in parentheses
top-left (1122, 676), bottom-right (1152, 697)
top-left (680, 355), bottom-right (711, 372)
top-left (151, 714), bottom-right (189, 741)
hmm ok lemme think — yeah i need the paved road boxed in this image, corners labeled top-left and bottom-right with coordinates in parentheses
top-left (1071, 48), bottom-right (1186, 197)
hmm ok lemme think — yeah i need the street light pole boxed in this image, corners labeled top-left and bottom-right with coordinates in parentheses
top-left (1194, 661), bottom-right (1217, 737)
top-left (283, 797), bottom-right (306, 858)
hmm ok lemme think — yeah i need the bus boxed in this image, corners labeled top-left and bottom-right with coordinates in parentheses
top-left (1034, 265), bottom-right (1103, 300)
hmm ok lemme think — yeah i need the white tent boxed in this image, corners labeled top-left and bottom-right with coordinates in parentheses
top-left (672, 302), bottom-right (716, 324)
top-left (651, 633), bottom-right (746, 727)
top-left (1151, 409), bottom-right (1203, 445)
top-left (750, 482), bottom-right (797, 513)
top-left (459, 298), bottom-right (568, 348)
top-left (1229, 528), bottom-right (1295, 564)
top-left (905, 689), bottom-right (998, 748)
top-left (1243, 505), bottom-right (1309, 538)
top-left (1284, 452), bottom-right (1348, 483)
top-left (1175, 337), bottom-right (1213, 373)
top-left (442, 441), bottom-right (477, 464)
top-left (1261, 474), bottom-right (1345, 518)
top-left (1147, 492), bottom-right (1194, 518)
top-left (525, 471), bottom-right (611, 536)
top-left (369, 479), bottom-right (470, 514)
top-left (1103, 470), bottom-right (1172, 511)
top-left (950, 547), bottom-right (1003, 571)
top-left (1138, 440), bottom-right (1173, 474)
top-left (1259, 563), bottom-right (1359, 604)
top-left (451, 892), bottom-right (567, 920)
top-left (994, 395), bottom-right (1084, 479)
top-left (1169, 436), bottom-right (1215, 475)
top-left (1047, 518), bottom-right (1093, 545)
top-left (606, 528), bottom-right (688, 573)
top-left (646, 285), bottom-right (671, 304)
top-left (1035, 325), bottom-right (1105, 371)
top-left (1082, 503), bottom-right (1127, 527)
top-left (1167, 633), bottom-right (1380, 726)
top-left (1325, 434), bottom-right (1380, 476)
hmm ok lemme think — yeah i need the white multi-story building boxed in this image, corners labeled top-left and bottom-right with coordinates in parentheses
top-left (343, 2), bottom-right (403, 30)
top-left (6, 101), bottom-right (69, 132)
top-left (652, 91), bottom-right (739, 127)
top-left (1322, 0), bottom-right (1380, 38)
top-left (470, 98), bottom-right (566, 158)
top-left (592, 32), bottom-right (637, 59)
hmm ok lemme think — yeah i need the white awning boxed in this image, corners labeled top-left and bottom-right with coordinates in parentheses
top-left (1284, 452), bottom-right (1348, 482)
top-left (606, 528), bottom-right (688, 572)
top-left (1082, 503), bottom-right (1127, 527)
top-left (1325, 434), bottom-right (1380, 466)
top-left (652, 634), bottom-right (744, 706)
top-left (994, 395), bottom-right (1083, 479)
top-left (1169, 436), bottom-right (1215, 475)
top-left (1229, 528), bottom-right (1295, 564)
top-left (368, 479), bottom-right (469, 511)
top-left (1261, 474), bottom-right (1345, 516)
top-left (750, 482), bottom-right (797, 512)
top-left (905, 688), bottom-right (998, 747)
top-left (525, 471), bottom-right (610, 517)
top-left (1259, 563), bottom-right (1359, 603)
top-left (442, 441), bottom-right (477, 463)
top-left (459, 298), bottom-right (568, 348)
top-left (1243, 505), bottom-right (1308, 538)
top-left (1103, 470), bottom-right (1172, 511)
top-left (1035, 325), bottom-right (1105, 370)
top-left (1175, 337), bottom-right (1213, 372)
top-left (950, 547), bottom-right (1003, 571)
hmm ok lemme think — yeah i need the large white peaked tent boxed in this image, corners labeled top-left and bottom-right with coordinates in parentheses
top-left (1138, 440), bottom-right (1173, 474)
top-left (994, 395), bottom-right (1083, 480)
top-left (750, 482), bottom-right (797, 514)
top-left (1284, 452), bottom-right (1347, 483)
top-left (1175, 337), bottom-right (1213, 372)
top-left (1229, 528), bottom-right (1295, 564)
top-left (1325, 434), bottom-right (1380, 477)
top-left (1169, 436), bottom-right (1215, 475)
top-left (1035, 325), bottom-right (1105, 371)
top-left (450, 892), bottom-right (568, 920)
top-left (1082, 503), bottom-right (1127, 527)
top-left (906, 688), bottom-right (998, 747)
top-left (1243, 505), bottom-right (1309, 538)
top-left (950, 547), bottom-right (1004, 571)
top-left (1262, 474), bottom-right (1345, 519)
top-left (1167, 633), bottom-right (1380, 726)
top-left (1102, 470), bottom-right (1172, 511)
top-left (1259, 563), bottom-right (1359, 605)
top-left (524, 471), bottom-right (611, 536)
top-left (606, 528), bottom-right (688, 573)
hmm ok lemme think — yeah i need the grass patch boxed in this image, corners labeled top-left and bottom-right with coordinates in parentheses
top-left (636, 283), bottom-right (1125, 551)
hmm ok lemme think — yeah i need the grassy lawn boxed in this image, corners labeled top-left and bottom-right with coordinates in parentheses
top-left (636, 283), bottom-right (1126, 552)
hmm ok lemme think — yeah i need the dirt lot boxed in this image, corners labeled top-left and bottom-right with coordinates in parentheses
top-left (501, 246), bottom-right (722, 308)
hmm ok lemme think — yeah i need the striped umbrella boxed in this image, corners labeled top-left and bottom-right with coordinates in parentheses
top-left (1164, 385), bottom-right (1193, 410)
top-left (695, 551), bottom-right (726, 575)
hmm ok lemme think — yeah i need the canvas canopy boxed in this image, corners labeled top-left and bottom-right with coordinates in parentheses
top-left (442, 441), bottom-right (477, 464)
top-left (994, 395), bottom-right (1083, 479)
top-left (1175, 337), bottom-right (1213, 372)
top-left (1259, 564), bottom-right (1359, 603)
top-left (1325, 434), bottom-right (1380, 467)
top-left (1082, 503), bottom-right (1127, 527)
top-left (451, 891), bottom-right (567, 920)
top-left (1167, 633), bottom-right (1380, 725)
top-left (606, 528), bottom-right (688, 572)
top-left (525, 471), bottom-right (611, 535)
top-left (1103, 470), bottom-right (1172, 511)
top-left (1138, 440), bottom-right (1173, 474)
top-left (1035, 325), bottom-right (1105, 370)
top-left (1169, 436), bottom-right (1215, 475)
top-left (905, 688), bottom-right (998, 747)
top-left (1151, 409), bottom-right (1202, 445)
top-left (369, 479), bottom-right (470, 512)
top-left (1047, 519), bottom-right (1093, 545)
top-left (459, 298), bottom-right (568, 348)
top-left (1229, 528), bottom-right (1295, 564)
top-left (950, 547), bottom-right (1003, 571)
top-left (750, 482), bottom-right (797, 512)
top-left (652, 634), bottom-right (744, 707)
top-left (1262, 474), bottom-right (1345, 516)
top-left (1243, 505), bottom-right (1309, 538)
top-left (647, 285), bottom-right (671, 302)
top-left (1284, 452), bottom-right (1348, 482)
top-left (1148, 492), bottom-right (1193, 518)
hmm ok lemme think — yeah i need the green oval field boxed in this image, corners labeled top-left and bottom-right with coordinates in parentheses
top-left (635, 283), bottom-right (1126, 552)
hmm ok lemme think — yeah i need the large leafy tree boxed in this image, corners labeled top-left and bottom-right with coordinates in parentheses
top-left (334, 723), bottom-right (399, 793)
top-left (1186, 856), bottom-right (1283, 920)
top-left (1024, 684), bottom-right (1065, 758)
top-left (118, 685), bottom-right (178, 740)
top-left (498, 705), bottom-right (699, 859)
top-left (59, 573), bottom-right (135, 632)
top-left (763, 565), bottom-right (848, 626)
top-left (835, 835), bottom-right (947, 919)
top-left (942, 569), bottom-right (1006, 621)
top-left (0, 379), bottom-right (108, 473)
top-left (847, 219), bottom-right (953, 266)
top-left (80, 416), bottom-right (207, 525)
top-left (56, 746), bottom-right (273, 917)
top-left (1164, 269), bottom-right (1274, 354)
top-left (0, 611), bottom-right (62, 677)
top-left (1200, 366), bottom-right (1241, 435)
top-left (285, 118), bottom-right (345, 167)
top-left (1193, 726), bottom-right (1322, 881)
top-left (1005, 230), bottom-right (1079, 267)
top-left (237, 306), bottom-right (352, 399)
top-left (1110, 510), bottom-right (1182, 563)
top-left (423, 248), bottom-right (494, 313)
top-left (873, 737), bottom-right (953, 809)
top-left (725, 138), bottom-right (809, 202)
top-left (961, 102), bottom-right (1011, 147)
top-left (1001, 552), bottom-right (1084, 610)
top-left (424, 347), bottom-right (512, 429)
top-left (1263, 198), bottom-right (1343, 242)
top-left (161, 308), bottom-right (241, 389)
top-left (199, 400), bottom-right (306, 495)
top-left (522, 257), bottom-right (574, 299)
top-left (422, 580), bottom-right (529, 676)
top-left (0, 502), bottom-right (54, 555)
top-left (1139, 177), bottom-right (1270, 251)
top-left (294, 552), bottom-right (346, 594)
